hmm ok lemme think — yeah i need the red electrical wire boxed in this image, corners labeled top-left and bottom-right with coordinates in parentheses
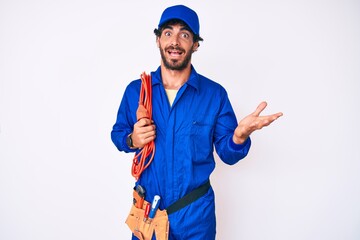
top-left (131, 72), bottom-right (155, 180)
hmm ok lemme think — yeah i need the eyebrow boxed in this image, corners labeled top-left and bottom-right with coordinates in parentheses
top-left (181, 26), bottom-right (192, 32)
top-left (163, 25), bottom-right (192, 33)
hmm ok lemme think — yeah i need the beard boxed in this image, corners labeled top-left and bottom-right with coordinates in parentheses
top-left (159, 45), bottom-right (193, 71)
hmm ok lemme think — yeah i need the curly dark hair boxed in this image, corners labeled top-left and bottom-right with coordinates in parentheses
top-left (153, 19), bottom-right (204, 44)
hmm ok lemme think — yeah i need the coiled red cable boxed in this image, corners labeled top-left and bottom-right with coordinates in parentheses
top-left (131, 72), bottom-right (155, 180)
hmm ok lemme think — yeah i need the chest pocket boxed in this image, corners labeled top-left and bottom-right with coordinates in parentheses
top-left (190, 114), bottom-right (216, 162)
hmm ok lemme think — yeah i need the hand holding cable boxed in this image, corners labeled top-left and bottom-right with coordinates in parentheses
top-left (132, 118), bottom-right (156, 149)
top-left (131, 72), bottom-right (156, 180)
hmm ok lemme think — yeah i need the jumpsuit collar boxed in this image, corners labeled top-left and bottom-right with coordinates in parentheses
top-left (151, 65), bottom-right (200, 92)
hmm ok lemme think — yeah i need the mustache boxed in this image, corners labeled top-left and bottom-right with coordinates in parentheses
top-left (165, 46), bottom-right (185, 52)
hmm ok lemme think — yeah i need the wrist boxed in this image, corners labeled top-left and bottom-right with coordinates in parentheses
top-left (126, 133), bottom-right (137, 149)
top-left (232, 134), bottom-right (248, 145)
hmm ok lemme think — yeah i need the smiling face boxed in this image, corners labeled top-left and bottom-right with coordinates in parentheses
top-left (156, 23), bottom-right (199, 71)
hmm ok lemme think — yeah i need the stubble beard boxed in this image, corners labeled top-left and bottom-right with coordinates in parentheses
top-left (159, 45), bottom-right (193, 71)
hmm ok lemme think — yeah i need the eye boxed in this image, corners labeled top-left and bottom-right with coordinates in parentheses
top-left (181, 32), bottom-right (190, 39)
top-left (164, 31), bottom-right (171, 37)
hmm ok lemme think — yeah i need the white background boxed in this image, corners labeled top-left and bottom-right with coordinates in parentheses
top-left (1, 0), bottom-right (359, 239)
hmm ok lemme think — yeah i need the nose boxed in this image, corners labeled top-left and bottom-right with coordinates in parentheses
top-left (170, 34), bottom-right (179, 46)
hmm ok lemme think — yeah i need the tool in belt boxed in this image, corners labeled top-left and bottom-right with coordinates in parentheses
top-left (125, 72), bottom-right (211, 240)
top-left (126, 181), bottom-right (211, 240)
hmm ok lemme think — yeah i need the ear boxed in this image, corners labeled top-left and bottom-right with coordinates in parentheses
top-left (156, 37), bottom-right (160, 48)
top-left (192, 42), bottom-right (199, 52)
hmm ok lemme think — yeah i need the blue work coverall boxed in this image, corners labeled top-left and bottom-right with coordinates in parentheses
top-left (111, 65), bottom-right (251, 239)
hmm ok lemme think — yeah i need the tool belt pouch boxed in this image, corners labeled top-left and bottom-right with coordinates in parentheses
top-left (126, 196), bottom-right (169, 240)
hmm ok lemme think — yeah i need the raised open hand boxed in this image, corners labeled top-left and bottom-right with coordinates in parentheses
top-left (233, 101), bottom-right (283, 144)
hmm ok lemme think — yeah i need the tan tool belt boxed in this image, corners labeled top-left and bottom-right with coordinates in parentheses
top-left (126, 181), bottom-right (210, 239)
top-left (126, 196), bottom-right (169, 240)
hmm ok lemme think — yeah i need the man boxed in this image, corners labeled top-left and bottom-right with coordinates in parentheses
top-left (111, 5), bottom-right (283, 240)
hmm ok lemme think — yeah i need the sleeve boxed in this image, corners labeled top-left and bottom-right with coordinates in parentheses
top-left (111, 81), bottom-right (140, 153)
top-left (213, 88), bottom-right (251, 165)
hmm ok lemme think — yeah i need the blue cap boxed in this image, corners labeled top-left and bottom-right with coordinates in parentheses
top-left (158, 5), bottom-right (200, 36)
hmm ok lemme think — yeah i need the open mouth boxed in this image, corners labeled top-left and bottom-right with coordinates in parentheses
top-left (166, 47), bottom-right (184, 57)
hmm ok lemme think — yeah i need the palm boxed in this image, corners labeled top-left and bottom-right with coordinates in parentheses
top-left (233, 102), bottom-right (283, 144)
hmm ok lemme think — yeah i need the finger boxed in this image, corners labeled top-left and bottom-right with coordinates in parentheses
top-left (253, 101), bottom-right (267, 116)
top-left (258, 113), bottom-right (283, 127)
top-left (143, 131), bottom-right (156, 141)
top-left (141, 135), bottom-right (156, 146)
top-left (135, 118), bottom-right (153, 127)
top-left (142, 124), bottom-right (156, 133)
top-left (276, 112), bottom-right (283, 118)
top-left (268, 112), bottom-right (283, 120)
top-left (134, 125), bottom-right (156, 137)
top-left (138, 132), bottom-right (156, 146)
